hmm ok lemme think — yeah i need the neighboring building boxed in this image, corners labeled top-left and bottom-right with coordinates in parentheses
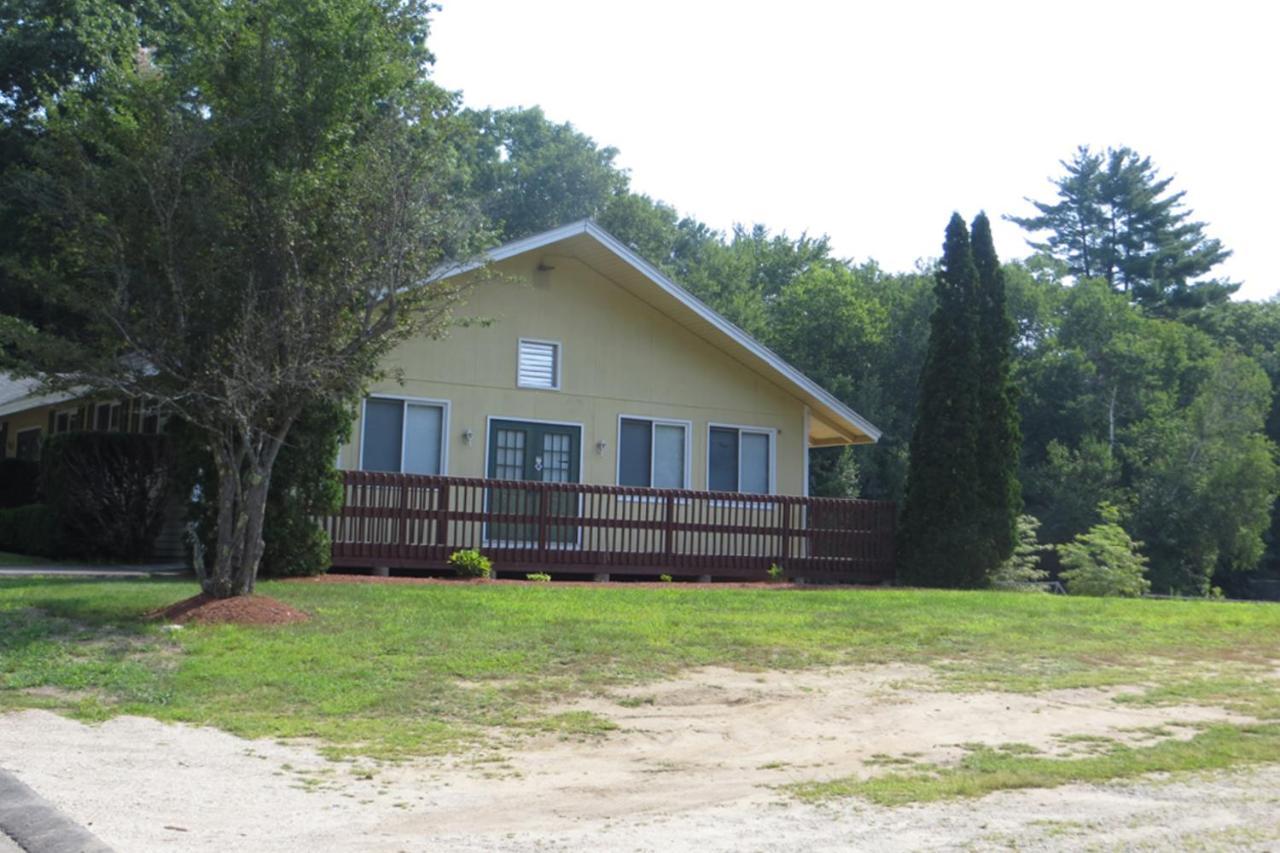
top-left (0, 374), bottom-right (163, 462)
top-left (338, 221), bottom-right (880, 495)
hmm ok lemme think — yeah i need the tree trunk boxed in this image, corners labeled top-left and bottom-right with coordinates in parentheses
top-left (202, 425), bottom-right (291, 598)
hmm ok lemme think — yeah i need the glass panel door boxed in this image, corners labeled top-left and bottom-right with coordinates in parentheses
top-left (487, 420), bottom-right (581, 545)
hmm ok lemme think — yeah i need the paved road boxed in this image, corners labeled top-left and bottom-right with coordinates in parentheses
top-left (0, 769), bottom-right (114, 853)
top-left (0, 563), bottom-right (188, 578)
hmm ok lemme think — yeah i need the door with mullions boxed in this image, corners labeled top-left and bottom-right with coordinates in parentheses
top-left (487, 420), bottom-right (581, 545)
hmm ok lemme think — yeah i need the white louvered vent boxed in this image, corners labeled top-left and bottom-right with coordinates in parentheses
top-left (517, 339), bottom-right (560, 389)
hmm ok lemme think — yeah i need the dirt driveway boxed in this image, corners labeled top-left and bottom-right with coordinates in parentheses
top-left (2, 664), bottom-right (1278, 851)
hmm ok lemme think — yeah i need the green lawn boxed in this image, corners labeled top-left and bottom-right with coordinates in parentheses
top-left (2, 578), bottom-right (1278, 782)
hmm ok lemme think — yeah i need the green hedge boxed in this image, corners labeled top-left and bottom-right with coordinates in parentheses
top-left (40, 432), bottom-right (173, 561)
top-left (0, 503), bottom-right (60, 557)
top-left (0, 458), bottom-right (40, 508)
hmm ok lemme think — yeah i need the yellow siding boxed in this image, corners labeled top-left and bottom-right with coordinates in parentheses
top-left (340, 255), bottom-right (811, 495)
top-left (1, 404), bottom-right (54, 458)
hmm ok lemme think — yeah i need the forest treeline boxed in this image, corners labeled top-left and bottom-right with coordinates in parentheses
top-left (460, 107), bottom-right (1280, 597)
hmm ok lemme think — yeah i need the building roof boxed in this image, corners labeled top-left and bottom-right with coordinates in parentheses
top-left (448, 221), bottom-right (881, 446)
top-left (0, 373), bottom-right (75, 418)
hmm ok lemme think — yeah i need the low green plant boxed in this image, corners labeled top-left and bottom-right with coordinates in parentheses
top-left (990, 515), bottom-right (1049, 589)
top-left (767, 563), bottom-right (784, 582)
top-left (448, 548), bottom-right (492, 578)
top-left (525, 572), bottom-right (551, 582)
top-left (1058, 503), bottom-right (1150, 598)
top-left (659, 574), bottom-right (673, 583)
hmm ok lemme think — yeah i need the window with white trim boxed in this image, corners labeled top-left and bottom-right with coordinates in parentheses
top-left (94, 401), bottom-right (122, 432)
top-left (617, 417), bottom-right (688, 489)
top-left (53, 409), bottom-right (76, 435)
top-left (708, 426), bottom-right (772, 494)
top-left (360, 397), bottom-right (446, 474)
top-left (517, 339), bottom-right (560, 390)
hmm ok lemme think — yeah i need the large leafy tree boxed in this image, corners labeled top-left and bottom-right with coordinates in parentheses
top-left (1009, 146), bottom-right (1235, 311)
top-left (2, 0), bottom-right (490, 597)
top-left (462, 106), bottom-right (627, 240)
top-left (898, 214), bottom-right (985, 587)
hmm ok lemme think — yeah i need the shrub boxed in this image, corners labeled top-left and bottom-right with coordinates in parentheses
top-left (659, 573), bottom-right (673, 583)
top-left (449, 548), bottom-right (491, 578)
top-left (767, 563), bottom-right (784, 582)
top-left (41, 432), bottom-right (173, 561)
top-left (990, 515), bottom-right (1050, 589)
top-left (0, 459), bottom-right (40, 509)
top-left (1058, 503), bottom-right (1151, 598)
top-left (526, 572), bottom-right (551, 582)
top-left (0, 503), bottom-right (61, 557)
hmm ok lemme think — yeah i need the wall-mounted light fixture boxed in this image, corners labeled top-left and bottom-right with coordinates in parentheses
top-left (595, 440), bottom-right (608, 455)
top-left (462, 429), bottom-right (475, 445)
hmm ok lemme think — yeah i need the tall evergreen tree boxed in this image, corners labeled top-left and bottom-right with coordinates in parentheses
top-left (971, 213), bottom-right (1022, 568)
top-left (898, 214), bottom-right (985, 587)
top-left (1009, 146), bottom-right (1235, 311)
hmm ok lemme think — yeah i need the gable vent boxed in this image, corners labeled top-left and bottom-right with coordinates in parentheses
top-left (517, 339), bottom-right (560, 390)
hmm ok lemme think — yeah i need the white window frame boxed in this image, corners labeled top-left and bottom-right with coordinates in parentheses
top-left (94, 401), bottom-right (122, 432)
top-left (615, 414), bottom-right (692, 493)
top-left (357, 394), bottom-right (451, 475)
top-left (52, 407), bottom-right (78, 435)
top-left (706, 422), bottom-right (778, 497)
top-left (516, 337), bottom-right (562, 391)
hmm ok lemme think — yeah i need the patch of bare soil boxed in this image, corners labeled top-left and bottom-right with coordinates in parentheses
top-left (2, 666), bottom-right (1271, 851)
top-left (149, 593), bottom-right (309, 625)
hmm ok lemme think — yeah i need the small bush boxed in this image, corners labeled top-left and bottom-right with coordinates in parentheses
top-left (767, 563), bottom-right (784, 582)
top-left (526, 572), bottom-right (551, 582)
top-left (0, 503), bottom-right (61, 557)
top-left (991, 515), bottom-right (1050, 589)
top-left (0, 459), bottom-right (40, 509)
top-left (659, 573), bottom-right (673, 583)
top-left (1058, 503), bottom-right (1151, 598)
top-left (449, 548), bottom-right (491, 578)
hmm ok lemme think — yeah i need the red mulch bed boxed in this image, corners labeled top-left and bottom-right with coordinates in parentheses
top-left (294, 573), bottom-right (874, 590)
top-left (150, 593), bottom-right (310, 626)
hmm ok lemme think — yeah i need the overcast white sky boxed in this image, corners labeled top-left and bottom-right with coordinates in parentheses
top-left (431, 1), bottom-right (1278, 300)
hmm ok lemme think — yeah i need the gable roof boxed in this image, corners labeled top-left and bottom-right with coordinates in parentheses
top-left (453, 221), bottom-right (881, 446)
top-left (0, 373), bottom-right (76, 418)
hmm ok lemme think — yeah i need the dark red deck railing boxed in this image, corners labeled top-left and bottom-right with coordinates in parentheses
top-left (324, 471), bottom-right (895, 583)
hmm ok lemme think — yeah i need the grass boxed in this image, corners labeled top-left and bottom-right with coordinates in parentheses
top-left (789, 723), bottom-right (1280, 805)
top-left (2, 578), bottom-right (1279, 767)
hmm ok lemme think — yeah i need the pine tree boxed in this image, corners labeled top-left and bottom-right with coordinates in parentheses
top-left (898, 214), bottom-right (985, 587)
top-left (971, 212), bottom-right (1022, 569)
top-left (1009, 146), bottom-right (1234, 311)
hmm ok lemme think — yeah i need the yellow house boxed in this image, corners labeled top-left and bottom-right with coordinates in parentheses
top-left (1, 222), bottom-right (891, 580)
top-left (338, 221), bottom-right (880, 496)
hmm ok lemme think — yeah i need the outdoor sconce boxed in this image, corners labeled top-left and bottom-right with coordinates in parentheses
top-left (462, 429), bottom-right (475, 445)
top-left (596, 440), bottom-right (608, 455)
